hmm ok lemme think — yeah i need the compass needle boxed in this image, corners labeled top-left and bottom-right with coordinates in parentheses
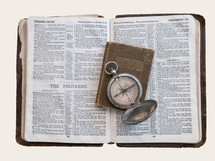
top-left (105, 62), bottom-right (141, 106)
top-left (105, 61), bottom-right (157, 125)
top-left (108, 74), bottom-right (142, 108)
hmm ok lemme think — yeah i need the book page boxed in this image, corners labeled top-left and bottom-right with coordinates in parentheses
top-left (24, 17), bottom-right (110, 143)
top-left (110, 15), bottom-right (201, 143)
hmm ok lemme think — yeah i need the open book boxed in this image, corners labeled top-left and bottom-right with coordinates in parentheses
top-left (16, 14), bottom-right (206, 147)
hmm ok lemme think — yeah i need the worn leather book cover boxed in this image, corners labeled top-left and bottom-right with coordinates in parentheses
top-left (16, 14), bottom-right (206, 147)
top-left (95, 42), bottom-right (154, 110)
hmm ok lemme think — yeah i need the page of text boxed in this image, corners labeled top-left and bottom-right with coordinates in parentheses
top-left (24, 17), bottom-right (110, 143)
top-left (110, 15), bottom-right (201, 143)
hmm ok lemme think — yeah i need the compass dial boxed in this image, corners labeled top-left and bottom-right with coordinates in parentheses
top-left (107, 74), bottom-right (142, 109)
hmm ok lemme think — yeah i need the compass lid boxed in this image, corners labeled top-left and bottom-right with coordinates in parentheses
top-left (122, 100), bottom-right (157, 125)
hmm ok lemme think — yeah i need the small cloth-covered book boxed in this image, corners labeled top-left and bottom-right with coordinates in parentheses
top-left (95, 42), bottom-right (154, 109)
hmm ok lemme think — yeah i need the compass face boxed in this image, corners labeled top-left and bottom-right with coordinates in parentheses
top-left (107, 73), bottom-right (142, 109)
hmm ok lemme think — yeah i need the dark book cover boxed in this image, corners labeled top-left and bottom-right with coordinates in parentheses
top-left (16, 14), bottom-right (206, 148)
top-left (95, 42), bottom-right (154, 110)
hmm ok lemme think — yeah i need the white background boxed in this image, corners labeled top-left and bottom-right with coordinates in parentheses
top-left (0, 0), bottom-right (213, 160)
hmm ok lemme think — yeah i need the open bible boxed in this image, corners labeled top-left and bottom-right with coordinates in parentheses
top-left (16, 14), bottom-right (206, 147)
